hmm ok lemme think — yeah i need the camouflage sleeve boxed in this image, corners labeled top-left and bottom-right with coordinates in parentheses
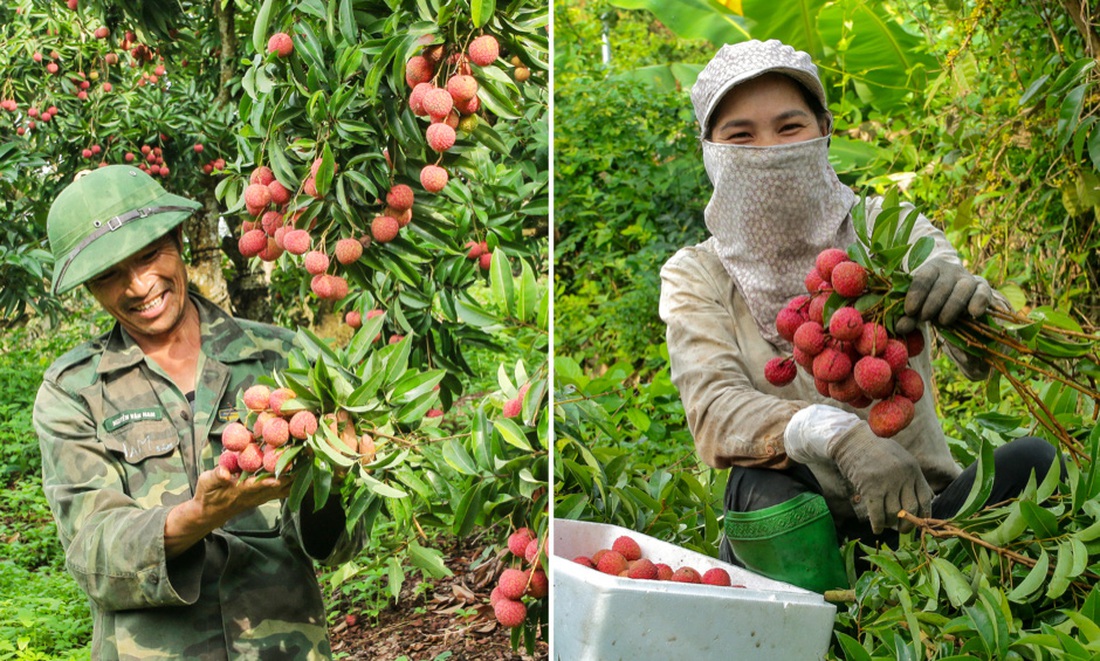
top-left (34, 378), bottom-right (204, 611)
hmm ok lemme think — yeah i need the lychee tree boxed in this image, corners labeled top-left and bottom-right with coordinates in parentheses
top-left (223, 0), bottom-right (551, 647)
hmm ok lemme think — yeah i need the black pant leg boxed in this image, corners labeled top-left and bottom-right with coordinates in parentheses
top-left (931, 436), bottom-right (1063, 519)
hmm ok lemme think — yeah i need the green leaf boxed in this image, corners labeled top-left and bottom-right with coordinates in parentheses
top-left (470, 0), bottom-right (496, 28)
top-left (610, 0), bottom-right (750, 44)
top-left (1019, 501), bottom-right (1060, 539)
top-left (953, 437), bottom-right (995, 520)
top-left (489, 248), bottom-right (515, 316)
top-left (252, 0), bottom-right (277, 55)
top-left (452, 483), bottom-right (483, 537)
top-left (386, 556), bottom-right (404, 600)
top-left (933, 557), bottom-right (974, 608)
top-left (906, 236), bottom-right (934, 272)
top-left (441, 439), bottom-right (480, 475)
top-left (517, 259), bottom-right (539, 323)
top-left (409, 541), bottom-right (454, 578)
top-left (494, 418), bottom-right (533, 451)
top-left (337, 0), bottom-right (356, 43)
top-left (833, 631), bottom-right (872, 661)
top-left (1046, 540), bottom-right (1073, 599)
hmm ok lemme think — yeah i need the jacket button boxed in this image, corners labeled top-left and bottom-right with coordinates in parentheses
top-left (180, 410), bottom-right (191, 422)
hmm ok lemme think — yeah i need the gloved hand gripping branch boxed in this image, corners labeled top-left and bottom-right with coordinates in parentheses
top-left (785, 405), bottom-right (932, 534)
top-left (894, 258), bottom-right (994, 335)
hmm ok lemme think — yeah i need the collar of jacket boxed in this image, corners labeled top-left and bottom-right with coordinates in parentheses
top-left (95, 293), bottom-right (254, 374)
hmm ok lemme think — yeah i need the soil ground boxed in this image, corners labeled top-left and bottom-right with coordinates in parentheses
top-left (327, 535), bottom-right (549, 661)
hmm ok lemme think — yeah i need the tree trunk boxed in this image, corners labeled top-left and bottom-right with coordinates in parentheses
top-left (184, 195), bottom-right (231, 312)
top-left (1060, 0), bottom-right (1100, 62)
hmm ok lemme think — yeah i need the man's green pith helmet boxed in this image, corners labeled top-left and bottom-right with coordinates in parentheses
top-left (47, 165), bottom-right (201, 295)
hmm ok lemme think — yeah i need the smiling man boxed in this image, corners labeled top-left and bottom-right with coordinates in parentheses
top-left (34, 165), bottom-right (363, 660)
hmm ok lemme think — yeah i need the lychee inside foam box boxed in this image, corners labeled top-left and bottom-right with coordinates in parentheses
top-left (552, 519), bottom-right (836, 661)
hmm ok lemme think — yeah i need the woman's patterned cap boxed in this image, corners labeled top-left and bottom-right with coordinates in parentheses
top-left (691, 40), bottom-right (826, 137)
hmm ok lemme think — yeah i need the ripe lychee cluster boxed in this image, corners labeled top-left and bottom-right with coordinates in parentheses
top-left (490, 527), bottom-right (547, 628)
top-left (572, 535), bottom-right (745, 588)
top-left (765, 248), bottom-right (927, 437)
top-left (224, 384), bottom-right (378, 476)
top-left (464, 239), bottom-right (492, 271)
top-left (219, 384), bottom-right (315, 475)
top-left (405, 35), bottom-right (506, 196)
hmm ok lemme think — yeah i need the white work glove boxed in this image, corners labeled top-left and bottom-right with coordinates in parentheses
top-left (895, 258), bottom-right (994, 335)
top-left (785, 405), bottom-right (932, 534)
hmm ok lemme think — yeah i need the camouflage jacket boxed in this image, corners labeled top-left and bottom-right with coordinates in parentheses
top-left (34, 294), bottom-right (363, 660)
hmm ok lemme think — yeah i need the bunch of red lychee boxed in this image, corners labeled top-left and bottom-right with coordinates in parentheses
top-left (221, 384), bottom-right (377, 477)
top-left (464, 239), bottom-right (492, 271)
top-left (573, 535), bottom-right (744, 588)
top-left (405, 34), bottom-right (504, 194)
top-left (219, 384), bottom-right (315, 475)
top-left (490, 527), bottom-right (547, 628)
top-left (765, 248), bottom-right (927, 438)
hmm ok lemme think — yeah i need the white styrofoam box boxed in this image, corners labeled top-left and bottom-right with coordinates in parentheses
top-left (552, 518), bottom-right (836, 661)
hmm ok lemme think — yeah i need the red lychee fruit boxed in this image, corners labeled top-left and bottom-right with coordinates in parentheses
top-left (94, 26), bottom-right (109, 39)
top-left (573, 556), bottom-right (596, 569)
top-left (793, 347), bottom-right (815, 372)
top-left (702, 568), bottom-right (732, 586)
top-left (507, 528), bottom-right (535, 557)
top-left (493, 598), bottom-right (526, 628)
top-left (627, 559), bottom-right (658, 580)
top-left (420, 164), bottom-right (449, 192)
top-left (525, 538), bottom-right (541, 566)
top-left (222, 421), bottom-right (253, 452)
top-left (456, 95), bottom-right (481, 117)
top-left (611, 536), bottom-right (641, 561)
top-left (896, 368), bottom-right (925, 403)
top-left (526, 569), bottom-right (548, 598)
top-left (371, 215), bottom-right (400, 243)
top-left (282, 229), bottom-right (311, 255)
top-left (385, 206), bottom-right (413, 227)
top-left (251, 166), bottom-right (275, 186)
top-left (498, 568), bottom-right (528, 600)
top-left (238, 229), bottom-right (267, 257)
top-left (831, 261), bottom-right (868, 298)
top-left (426, 122), bottom-right (456, 152)
top-left (244, 183), bottom-right (272, 214)
top-left (193, 143), bottom-right (203, 153)
top-left (828, 307), bottom-right (864, 342)
top-left (868, 395), bottom-right (916, 438)
top-left (268, 387), bottom-right (297, 417)
top-left (514, 66), bottom-right (531, 82)
top-left (853, 356), bottom-right (895, 399)
top-left (289, 410), bottom-right (318, 440)
top-left (335, 237), bottom-right (363, 264)
top-left (808, 294), bottom-right (828, 324)
top-left (882, 339), bottom-right (910, 375)
top-left (805, 268), bottom-right (825, 294)
top-left (479, 252), bottom-right (492, 271)
top-left (671, 567), bottom-right (701, 583)
top-left (329, 275), bottom-right (349, 300)
top-left (258, 237), bottom-right (283, 262)
top-left (793, 321), bottom-right (827, 356)
top-left (813, 348), bottom-right (852, 383)
top-left (855, 322), bottom-right (889, 357)
top-left (261, 416), bottom-right (290, 447)
top-left (502, 397), bottom-right (522, 418)
top-left (260, 211), bottom-right (286, 237)
top-left (905, 330), bottom-right (925, 357)
top-left (421, 87), bottom-right (454, 120)
top-left (263, 445), bottom-right (285, 474)
top-left (655, 563), bottom-right (674, 581)
top-left (596, 550), bottom-right (628, 576)
top-left (268, 181), bottom-right (291, 206)
top-left (303, 250), bottom-right (329, 275)
top-left (815, 248), bottom-right (850, 282)
top-left (827, 374), bottom-right (861, 403)
top-left (775, 307), bottom-right (806, 342)
top-left (409, 82), bottom-right (433, 116)
top-left (465, 240), bottom-right (485, 260)
top-left (405, 55), bottom-right (434, 87)
top-left (468, 35), bottom-right (500, 67)
top-left (446, 74), bottom-right (478, 103)
top-left (764, 357), bottom-right (797, 386)
top-left (243, 384), bottom-right (271, 411)
top-left (386, 184), bottom-right (414, 211)
top-left (345, 311), bottom-right (362, 328)
top-left (218, 449), bottom-right (240, 474)
top-left (237, 443), bottom-right (264, 473)
top-left (267, 32), bottom-right (294, 57)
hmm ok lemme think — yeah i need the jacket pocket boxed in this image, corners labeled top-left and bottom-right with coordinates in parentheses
top-left (99, 420), bottom-right (190, 507)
